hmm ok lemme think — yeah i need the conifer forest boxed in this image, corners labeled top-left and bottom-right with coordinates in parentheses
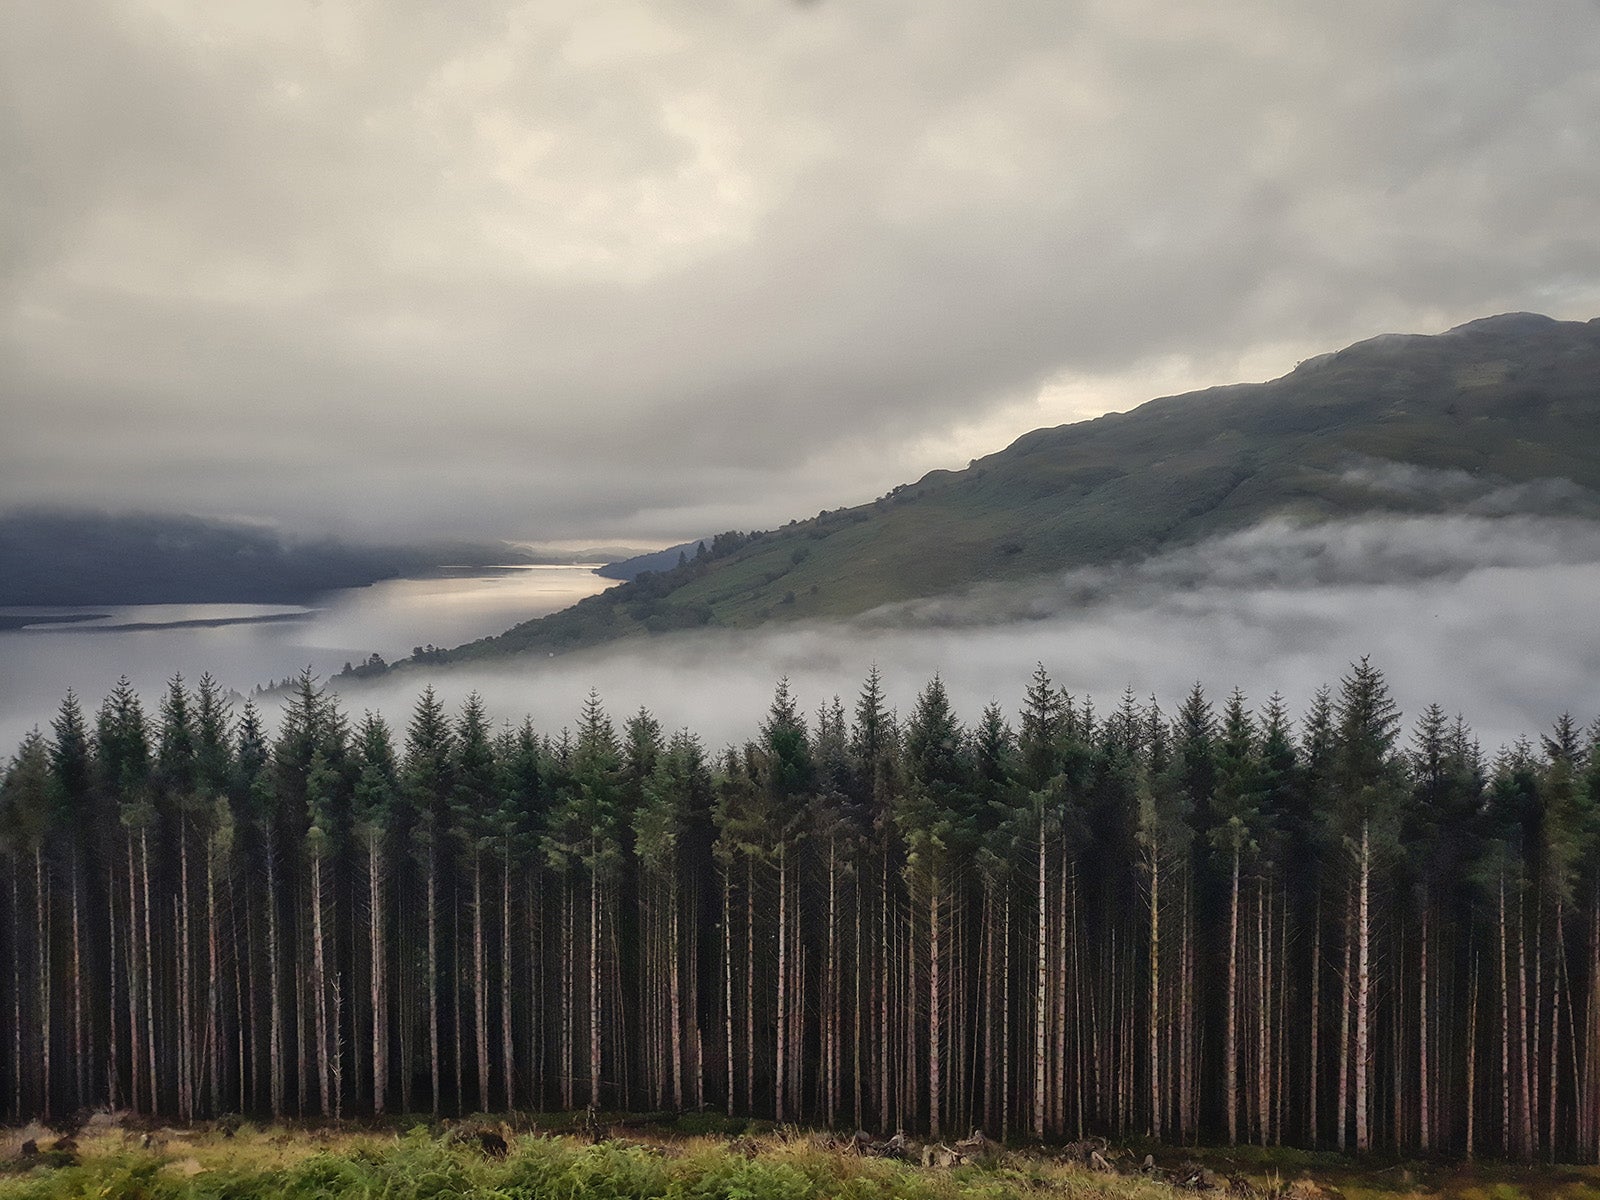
top-left (3, 661), bottom-right (1600, 1164)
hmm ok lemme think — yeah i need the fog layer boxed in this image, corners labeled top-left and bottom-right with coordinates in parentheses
top-left (331, 514), bottom-right (1600, 754)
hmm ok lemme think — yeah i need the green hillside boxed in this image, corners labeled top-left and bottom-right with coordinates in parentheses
top-left (416, 312), bottom-right (1600, 665)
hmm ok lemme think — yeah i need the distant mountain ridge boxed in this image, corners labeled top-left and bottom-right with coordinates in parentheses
top-left (597, 540), bottom-right (710, 581)
top-left (389, 312), bottom-right (1600, 665)
top-left (0, 510), bottom-right (531, 607)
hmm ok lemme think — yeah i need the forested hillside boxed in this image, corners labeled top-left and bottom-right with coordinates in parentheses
top-left (2, 664), bottom-right (1598, 1161)
top-left (417, 313), bottom-right (1600, 665)
top-left (0, 512), bottom-right (534, 607)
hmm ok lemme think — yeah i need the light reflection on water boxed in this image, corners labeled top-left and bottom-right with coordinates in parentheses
top-left (0, 565), bottom-right (615, 744)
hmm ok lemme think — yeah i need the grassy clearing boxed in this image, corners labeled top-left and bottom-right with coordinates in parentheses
top-left (4, 1122), bottom-right (1600, 1200)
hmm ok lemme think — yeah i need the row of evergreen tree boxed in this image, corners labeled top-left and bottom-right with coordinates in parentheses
top-left (1, 662), bottom-right (1598, 1161)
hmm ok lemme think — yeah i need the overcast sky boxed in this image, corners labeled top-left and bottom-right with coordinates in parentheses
top-left (6, 0), bottom-right (1600, 544)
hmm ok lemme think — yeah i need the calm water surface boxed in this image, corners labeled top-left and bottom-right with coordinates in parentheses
top-left (0, 565), bottom-right (614, 745)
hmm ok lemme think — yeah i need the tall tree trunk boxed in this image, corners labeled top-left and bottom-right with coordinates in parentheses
top-left (1468, 951), bottom-right (1479, 1160)
top-left (205, 846), bottom-right (220, 1116)
top-left (723, 868), bottom-right (734, 1117)
top-left (854, 864), bottom-right (863, 1129)
top-left (1420, 899), bottom-right (1431, 1152)
top-left (669, 871), bottom-right (684, 1111)
top-left (776, 842), bottom-right (787, 1122)
top-left (369, 835), bottom-right (386, 1116)
top-left (1355, 823), bottom-right (1371, 1153)
top-left (108, 856), bottom-right (122, 1111)
top-left (747, 857), bottom-right (756, 1118)
top-left (311, 852), bottom-right (331, 1116)
top-left (427, 844), bottom-right (441, 1117)
top-left (266, 841), bottom-right (284, 1118)
top-left (1034, 824), bottom-right (1047, 1139)
top-left (589, 864), bottom-right (602, 1108)
top-left (825, 837), bottom-right (837, 1128)
top-left (70, 854), bottom-right (85, 1109)
top-left (1227, 842), bottom-right (1241, 1145)
top-left (981, 885), bottom-right (993, 1133)
top-left (35, 846), bottom-right (51, 1118)
top-left (1258, 877), bottom-right (1269, 1146)
top-left (1148, 844), bottom-right (1160, 1137)
top-left (140, 829), bottom-right (157, 1115)
top-left (929, 862), bottom-right (942, 1140)
top-left (1519, 888), bottom-right (1535, 1158)
top-left (880, 851), bottom-right (890, 1129)
top-left (13, 873), bottom-right (23, 1119)
top-left (474, 851), bottom-right (489, 1114)
top-left (178, 824), bottom-right (194, 1120)
top-left (1310, 890), bottom-right (1321, 1146)
top-left (1551, 903), bottom-right (1563, 1161)
top-left (1003, 888), bottom-right (1012, 1142)
top-left (502, 851), bottom-right (515, 1112)
top-left (1338, 882), bottom-right (1353, 1152)
top-left (1501, 874), bottom-right (1512, 1156)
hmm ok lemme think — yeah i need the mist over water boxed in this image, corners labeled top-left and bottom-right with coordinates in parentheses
top-left (330, 515), bottom-right (1600, 755)
top-left (0, 565), bottom-right (614, 747)
top-left (2, 517), bottom-right (1597, 756)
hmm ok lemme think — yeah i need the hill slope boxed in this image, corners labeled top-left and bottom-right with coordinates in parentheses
top-left (0, 511), bottom-right (531, 606)
top-left (418, 313), bottom-right (1600, 664)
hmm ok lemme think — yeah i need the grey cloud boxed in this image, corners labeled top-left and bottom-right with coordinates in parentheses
top-left (5, 1), bottom-right (1600, 539)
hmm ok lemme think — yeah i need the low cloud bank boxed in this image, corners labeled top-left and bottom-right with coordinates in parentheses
top-left (335, 514), bottom-right (1600, 754)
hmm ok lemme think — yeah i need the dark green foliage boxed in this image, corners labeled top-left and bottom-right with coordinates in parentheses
top-left (3, 661), bottom-right (1600, 1161)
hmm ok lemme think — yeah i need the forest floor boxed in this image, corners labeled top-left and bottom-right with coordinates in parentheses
top-left (1, 1112), bottom-right (1598, 1200)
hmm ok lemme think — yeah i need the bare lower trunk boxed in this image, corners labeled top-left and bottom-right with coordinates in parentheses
top-left (747, 858), bottom-right (756, 1117)
top-left (205, 848), bottom-right (220, 1116)
top-left (929, 864), bottom-right (942, 1140)
top-left (1467, 952), bottom-right (1479, 1160)
top-left (311, 852), bottom-right (331, 1116)
top-left (1420, 901), bottom-right (1431, 1152)
top-left (13, 874), bottom-right (23, 1118)
top-left (776, 843), bottom-right (788, 1122)
top-left (723, 869), bottom-right (734, 1117)
top-left (1501, 876), bottom-right (1512, 1157)
top-left (1149, 846), bottom-right (1160, 1137)
top-left (369, 837), bottom-right (386, 1116)
top-left (1355, 824), bottom-right (1371, 1154)
top-left (502, 853), bottom-right (515, 1112)
top-left (880, 852), bottom-right (890, 1129)
top-left (1227, 843), bottom-right (1240, 1145)
top-left (1310, 891), bottom-right (1321, 1145)
top-left (1258, 879), bottom-right (1269, 1146)
top-left (266, 842), bottom-right (284, 1119)
top-left (108, 858), bottom-right (121, 1110)
top-left (70, 856), bottom-right (85, 1109)
top-left (178, 827), bottom-right (193, 1120)
top-left (589, 865), bottom-right (601, 1108)
top-left (1338, 882), bottom-right (1352, 1152)
top-left (34, 847), bottom-right (51, 1118)
top-left (853, 867), bottom-right (863, 1128)
top-left (427, 847), bottom-right (440, 1117)
top-left (669, 872), bottom-right (684, 1110)
top-left (1518, 889), bottom-right (1534, 1158)
top-left (140, 830), bottom-right (157, 1115)
top-left (1003, 889), bottom-right (1012, 1142)
top-left (474, 852), bottom-right (489, 1113)
top-left (1034, 827), bottom-right (1047, 1138)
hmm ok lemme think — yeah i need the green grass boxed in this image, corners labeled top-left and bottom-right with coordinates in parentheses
top-left (9, 1122), bottom-right (1600, 1200)
top-left (0, 1124), bottom-right (1168, 1200)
